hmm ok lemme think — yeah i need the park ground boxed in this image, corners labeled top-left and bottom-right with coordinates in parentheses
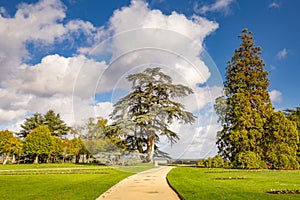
top-left (168, 167), bottom-right (300, 200)
top-left (0, 164), bottom-right (299, 200)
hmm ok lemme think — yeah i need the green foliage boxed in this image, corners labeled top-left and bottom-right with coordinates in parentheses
top-left (68, 137), bottom-right (88, 163)
top-left (236, 151), bottom-right (267, 169)
top-left (215, 29), bottom-right (299, 169)
top-left (109, 67), bottom-right (196, 161)
top-left (19, 113), bottom-right (44, 138)
top-left (263, 111), bottom-right (299, 169)
top-left (50, 137), bottom-right (64, 162)
top-left (43, 110), bottom-right (70, 137)
top-left (0, 130), bottom-right (15, 154)
top-left (284, 107), bottom-right (300, 159)
top-left (217, 29), bottom-right (274, 161)
top-left (284, 107), bottom-right (300, 131)
top-left (24, 126), bottom-right (54, 163)
top-left (78, 117), bottom-right (118, 156)
top-left (0, 130), bottom-right (23, 164)
top-left (200, 155), bottom-right (225, 168)
top-left (19, 110), bottom-right (70, 138)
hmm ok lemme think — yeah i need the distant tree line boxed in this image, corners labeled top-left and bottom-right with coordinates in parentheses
top-left (0, 110), bottom-right (95, 164)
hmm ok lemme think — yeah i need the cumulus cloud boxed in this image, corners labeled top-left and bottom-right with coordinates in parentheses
top-left (269, 89), bottom-right (282, 103)
top-left (269, 2), bottom-right (280, 8)
top-left (276, 48), bottom-right (287, 60)
top-left (194, 0), bottom-right (235, 15)
top-left (0, 0), bottom-right (222, 158)
top-left (80, 0), bottom-right (219, 106)
top-left (0, 0), bottom-right (96, 79)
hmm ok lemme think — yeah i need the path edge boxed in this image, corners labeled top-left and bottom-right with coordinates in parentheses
top-left (96, 166), bottom-right (164, 200)
top-left (166, 167), bottom-right (184, 200)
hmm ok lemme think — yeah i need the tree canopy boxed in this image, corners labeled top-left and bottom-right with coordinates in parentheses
top-left (108, 67), bottom-right (196, 162)
top-left (24, 126), bottom-right (54, 164)
top-left (215, 29), bottom-right (299, 169)
top-left (81, 117), bottom-right (117, 156)
top-left (19, 110), bottom-right (70, 138)
top-left (0, 130), bottom-right (23, 164)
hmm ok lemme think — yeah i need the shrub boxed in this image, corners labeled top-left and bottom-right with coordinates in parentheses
top-left (236, 151), bottom-right (267, 169)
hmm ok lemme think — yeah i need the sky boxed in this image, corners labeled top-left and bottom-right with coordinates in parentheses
top-left (0, 0), bottom-right (299, 159)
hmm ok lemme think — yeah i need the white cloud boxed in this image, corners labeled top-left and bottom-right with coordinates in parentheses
top-left (80, 0), bottom-right (219, 95)
top-left (0, 0), bottom-right (96, 79)
top-left (2, 54), bottom-right (107, 97)
top-left (194, 0), bottom-right (235, 15)
top-left (269, 2), bottom-right (280, 8)
top-left (158, 110), bottom-right (221, 159)
top-left (94, 102), bottom-right (114, 120)
top-left (276, 48), bottom-right (287, 60)
top-left (0, 0), bottom-right (223, 158)
top-left (0, 54), bottom-right (108, 130)
top-left (0, 7), bottom-right (9, 17)
top-left (269, 89), bottom-right (282, 103)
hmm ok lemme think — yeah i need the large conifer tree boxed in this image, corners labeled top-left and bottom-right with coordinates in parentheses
top-left (109, 67), bottom-right (196, 162)
top-left (216, 29), bottom-right (299, 169)
top-left (217, 29), bottom-right (274, 162)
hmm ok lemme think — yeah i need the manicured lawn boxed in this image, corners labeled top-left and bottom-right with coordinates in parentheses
top-left (0, 163), bottom-right (154, 200)
top-left (167, 167), bottom-right (300, 200)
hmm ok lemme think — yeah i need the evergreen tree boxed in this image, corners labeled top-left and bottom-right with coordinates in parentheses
top-left (44, 110), bottom-right (70, 137)
top-left (284, 107), bottom-right (300, 132)
top-left (216, 29), bottom-right (299, 169)
top-left (19, 113), bottom-right (44, 138)
top-left (263, 111), bottom-right (299, 169)
top-left (216, 29), bottom-right (274, 162)
top-left (283, 107), bottom-right (300, 163)
top-left (19, 110), bottom-right (70, 138)
top-left (109, 67), bottom-right (196, 162)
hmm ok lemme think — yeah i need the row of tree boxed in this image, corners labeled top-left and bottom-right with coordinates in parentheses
top-left (0, 110), bottom-right (89, 164)
top-left (0, 127), bottom-right (87, 164)
top-left (0, 108), bottom-right (126, 164)
top-left (215, 29), bottom-right (299, 169)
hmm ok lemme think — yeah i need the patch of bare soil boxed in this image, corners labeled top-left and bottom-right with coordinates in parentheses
top-left (267, 189), bottom-right (300, 194)
top-left (214, 177), bottom-right (248, 180)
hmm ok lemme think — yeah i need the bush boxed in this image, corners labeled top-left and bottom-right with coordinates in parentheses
top-left (265, 151), bottom-right (299, 169)
top-left (236, 151), bottom-right (267, 169)
top-left (200, 155), bottom-right (225, 168)
top-left (277, 154), bottom-right (299, 169)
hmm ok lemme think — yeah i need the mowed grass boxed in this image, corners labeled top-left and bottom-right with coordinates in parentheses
top-left (167, 167), bottom-right (300, 200)
top-left (0, 163), bottom-right (154, 200)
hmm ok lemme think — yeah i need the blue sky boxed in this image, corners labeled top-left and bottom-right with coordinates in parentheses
top-left (0, 0), bottom-right (299, 158)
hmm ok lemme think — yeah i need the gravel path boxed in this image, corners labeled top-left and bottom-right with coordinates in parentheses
top-left (96, 166), bottom-right (180, 200)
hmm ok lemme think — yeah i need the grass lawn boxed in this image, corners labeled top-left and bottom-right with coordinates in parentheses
top-left (0, 163), bottom-right (154, 200)
top-left (167, 167), bottom-right (300, 200)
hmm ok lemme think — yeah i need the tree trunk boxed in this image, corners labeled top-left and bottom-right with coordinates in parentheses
top-left (3, 153), bottom-right (10, 165)
top-left (33, 155), bottom-right (39, 164)
top-left (46, 156), bottom-right (50, 163)
top-left (12, 154), bottom-right (16, 164)
top-left (81, 154), bottom-right (85, 163)
top-left (146, 137), bottom-right (155, 162)
top-left (75, 154), bottom-right (80, 164)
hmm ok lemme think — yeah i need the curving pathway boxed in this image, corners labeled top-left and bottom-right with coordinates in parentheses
top-left (96, 166), bottom-right (180, 200)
